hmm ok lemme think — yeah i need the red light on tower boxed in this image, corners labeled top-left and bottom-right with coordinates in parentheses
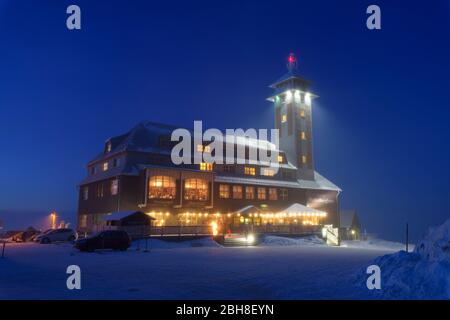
top-left (287, 52), bottom-right (298, 71)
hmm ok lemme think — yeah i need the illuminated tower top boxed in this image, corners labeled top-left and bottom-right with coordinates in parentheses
top-left (267, 53), bottom-right (317, 181)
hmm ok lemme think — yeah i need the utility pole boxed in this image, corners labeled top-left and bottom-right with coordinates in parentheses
top-left (406, 223), bottom-right (409, 253)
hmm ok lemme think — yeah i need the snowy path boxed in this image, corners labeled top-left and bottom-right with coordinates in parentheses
top-left (0, 240), bottom-right (396, 300)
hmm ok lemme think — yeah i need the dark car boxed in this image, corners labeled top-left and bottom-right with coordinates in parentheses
top-left (75, 230), bottom-right (131, 252)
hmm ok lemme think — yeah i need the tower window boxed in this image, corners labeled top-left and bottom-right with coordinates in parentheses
top-left (301, 131), bottom-right (307, 140)
top-left (245, 186), bottom-right (254, 199)
top-left (301, 155), bottom-right (308, 165)
top-left (232, 186), bottom-right (243, 199)
top-left (244, 167), bottom-right (256, 176)
top-left (219, 184), bottom-right (230, 199)
top-left (281, 114), bottom-right (287, 123)
top-left (200, 162), bottom-right (213, 171)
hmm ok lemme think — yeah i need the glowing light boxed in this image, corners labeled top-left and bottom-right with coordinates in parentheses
top-left (211, 221), bottom-right (219, 236)
top-left (305, 93), bottom-right (311, 105)
top-left (246, 234), bottom-right (255, 244)
top-left (285, 90), bottom-right (292, 102)
top-left (294, 90), bottom-right (301, 103)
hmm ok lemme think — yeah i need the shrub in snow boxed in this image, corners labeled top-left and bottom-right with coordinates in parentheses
top-left (362, 219), bottom-right (450, 299)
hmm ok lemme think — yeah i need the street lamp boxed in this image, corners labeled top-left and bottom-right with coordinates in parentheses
top-left (50, 212), bottom-right (57, 229)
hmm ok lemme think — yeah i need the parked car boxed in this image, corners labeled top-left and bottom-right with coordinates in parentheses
top-left (12, 227), bottom-right (41, 242)
top-left (75, 230), bottom-right (131, 252)
top-left (34, 228), bottom-right (77, 244)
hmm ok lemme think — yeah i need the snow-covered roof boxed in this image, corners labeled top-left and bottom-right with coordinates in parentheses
top-left (339, 210), bottom-right (358, 228)
top-left (235, 205), bottom-right (261, 215)
top-left (215, 171), bottom-right (340, 192)
top-left (279, 203), bottom-right (325, 215)
top-left (103, 211), bottom-right (155, 222)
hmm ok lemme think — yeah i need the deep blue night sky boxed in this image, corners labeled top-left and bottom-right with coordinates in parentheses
top-left (0, 0), bottom-right (449, 241)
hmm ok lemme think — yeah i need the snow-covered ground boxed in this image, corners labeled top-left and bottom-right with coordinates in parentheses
top-left (0, 236), bottom-right (406, 300)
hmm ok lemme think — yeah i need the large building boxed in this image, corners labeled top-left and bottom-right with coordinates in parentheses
top-left (77, 54), bottom-right (341, 236)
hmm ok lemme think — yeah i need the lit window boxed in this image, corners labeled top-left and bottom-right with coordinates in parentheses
top-left (111, 179), bottom-right (119, 195)
top-left (280, 188), bottom-right (288, 200)
top-left (257, 187), bottom-right (266, 200)
top-left (106, 142), bottom-right (112, 153)
top-left (197, 145), bottom-right (211, 153)
top-left (184, 179), bottom-right (208, 201)
top-left (232, 186), bottom-right (243, 199)
top-left (281, 114), bottom-right (287, 123)
top-left (301, 131), bottom-right (307, 140)
top-left (103, 162), bottom-right (109, 171)
top-left (261, 168), bottom-right (276, 177)
top-left (200, 162), bottom-right (213, 171)
top-left (219, 184), bottom-right (230, 199)
top-left (299, 109), bottom-right (306, 118)
top-left (277, 155), bottom-right (283, 163)
top-left (149, 176), bottom-right (176, 200)
top-left (302, 155), bottom-right (307, 165)
top-left (245, 186), bottom-right (254, 199)
top-left (82, 186), bottom-right (89, 200)
top-left (269, 188), bottom-right (278, 200)
top-left (244, 167), bottom-right (256, 176)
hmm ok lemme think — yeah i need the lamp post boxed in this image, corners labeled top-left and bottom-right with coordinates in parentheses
top-left (50, 212), bottom-right (57, 229)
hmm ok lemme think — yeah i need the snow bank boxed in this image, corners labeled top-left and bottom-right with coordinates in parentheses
top-left (361, 219), bottom-right (450, 299)
top-left (342, 239), bottom-right (409, 252)
top-left (415, 219), bottom-right (450, 261)
top-left (131, 237), bottom-right (221, 250)
top-left (259, 235), bottom-right (326, 247)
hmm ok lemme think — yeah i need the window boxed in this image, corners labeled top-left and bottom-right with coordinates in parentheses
top-left (280, 188), bottom-right (288, 200)
top-left (103, 162), bottom-right (109, 171)
top-left (278, 155), bottom-right (283, 163)
top-left (223, 165), bottom-right (235, 173)
top-left (232, 186), bottom-right (243, 199)
top-left (149, 176), bottom-right (176, 200)
top-left (269, 188), bottom-right (278, 200)
top-left (79, 214), bottom-right (87, 228)
top-left (197, 144), bottom-right (211, 153)
top-left (184, 179), bottom-right (208, 201)
top-left (301, 131), bottom-right (307, 140)
top-left (245, 186), bottom-right (254, 199)
top-left (299, 109), bottom-right (306, 118)
top-left (257, 187), bottom-right (266, 200)
top-left (261, 168), bottom-right (276, 177)
top-left (113, 158), bottom-right (120, 167)
top-left (106, 141), bottom-right (112, 153)
top-left (281, 114), bottom-right (287, 123)
top-left (90, 166), bottom-right (97, 175)
top-left (244, 167), bottom-right (256, 176)
top-left (200, 162), bottom-right (213, 171)
top-left (82, 186), bottom-right (89, 200)
top-left (111, 179), bottom-right (119, 195)
top-left (96, 183), bottom-right (104, 198)
top-left (219, 184), bottom-right (230, 199)
top-left (302, 155), bottom-right (308, 165)
top-left (282, 171), bottom-right (293, 179)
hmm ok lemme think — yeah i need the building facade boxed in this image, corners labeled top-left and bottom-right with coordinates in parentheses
top-left (77, 55), bottom-right (341, 235)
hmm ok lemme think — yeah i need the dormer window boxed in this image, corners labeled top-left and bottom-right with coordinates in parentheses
top-left (90, 166), bottom-right (97, 175)
top-left (106, 141), bottom-right (112, 153)
top-left (103, 162), bottom-right (109, 171)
